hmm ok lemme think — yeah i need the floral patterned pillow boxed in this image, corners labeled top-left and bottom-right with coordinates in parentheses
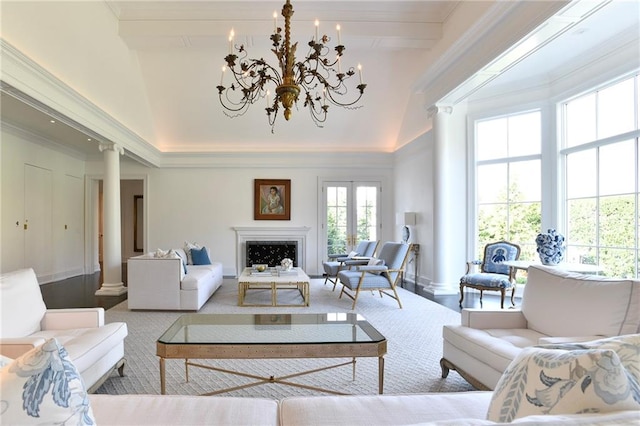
top-left (0, 338), bottom-right (96, 425)
top-left (487, 344), bottom-right (640, 422)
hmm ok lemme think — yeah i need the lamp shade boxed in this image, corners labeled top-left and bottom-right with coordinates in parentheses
top-left (404, 212), bottom-right (417, 226)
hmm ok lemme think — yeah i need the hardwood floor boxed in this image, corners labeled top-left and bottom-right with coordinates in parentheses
top-left (40, 271), bottom-right (127, 311)
top-left (40, 272), bottom-right (516, 312)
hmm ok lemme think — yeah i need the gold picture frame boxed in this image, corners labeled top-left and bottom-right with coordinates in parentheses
top-left (254, 179), bottom-right (291, 220)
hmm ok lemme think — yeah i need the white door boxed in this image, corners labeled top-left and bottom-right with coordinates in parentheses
top-left (24, 164), bottom-right (53, 276)
top-left (321, 181), bottom-right (381, 259)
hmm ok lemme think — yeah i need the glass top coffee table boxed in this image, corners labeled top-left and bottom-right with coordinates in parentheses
top-left (156, 313), bottom-right (387, 395)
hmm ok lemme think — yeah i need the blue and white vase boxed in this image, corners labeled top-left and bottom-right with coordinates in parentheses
top-left (535, 228), bottom-right (565, 265)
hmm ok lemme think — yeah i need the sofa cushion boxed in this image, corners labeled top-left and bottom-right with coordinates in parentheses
top-left (191, 246), bottom-right (212, 265)
top-left (90, 394), bottom-right (279, 425)
top-left (487, 341), bottom-right (640, 422)
top-left (280, 392), bottom-right (493, 426)
top-left (0, 338), bottom-right (96, 424)
top-left (0, 269), bottom-right (47, 337)
top-left (30, 322), bottom-right (127, 375)
top-left (443, 325), bottom-right (543, 375)
top-left (522, 266), bottom-right (640, 337)
top-left (181, 267), bottom-right (214, 291)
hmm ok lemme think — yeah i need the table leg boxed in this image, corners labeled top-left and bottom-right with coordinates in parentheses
top-left (159, 357), bottom-right (166, 395)
top-left (352, 357), bottom-right (356, 381)
top-left (378, 356), bottom-right (384, 394)
top-left (271, 282), bottom-right (277, 306)
top-left (305, 282), bottom-right (310, 306)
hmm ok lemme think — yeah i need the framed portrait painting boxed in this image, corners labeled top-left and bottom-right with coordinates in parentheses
top-left (254, 179), bottom-right (291, 220)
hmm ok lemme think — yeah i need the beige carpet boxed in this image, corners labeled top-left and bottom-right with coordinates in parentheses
top-left (95, 278), bottom-right (474, 398)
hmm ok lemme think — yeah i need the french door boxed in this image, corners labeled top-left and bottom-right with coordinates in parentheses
top-left (321, 181), bottom-right (381, 258)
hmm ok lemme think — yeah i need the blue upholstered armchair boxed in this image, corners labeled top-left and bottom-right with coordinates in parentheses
top-left (322, 240), bottom-right (379, 290)
top-left (459, 240), bottom-right (521, 309)
top-left (337, 242), bottom-right (411, 309)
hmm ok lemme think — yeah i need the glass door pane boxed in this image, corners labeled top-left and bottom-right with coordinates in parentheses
top-left (323, 181), bottom-right (380, 258)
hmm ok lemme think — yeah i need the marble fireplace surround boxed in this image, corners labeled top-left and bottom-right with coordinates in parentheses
top-left (233, 227), bottom-right (311, 277)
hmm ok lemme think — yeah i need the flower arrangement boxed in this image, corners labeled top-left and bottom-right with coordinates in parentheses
top-left (535, 228), bottom-right (565, 265)
top-left (280, 258), bottom-right (293, 271)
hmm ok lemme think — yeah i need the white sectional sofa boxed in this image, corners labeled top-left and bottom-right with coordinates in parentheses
top-left (441, 265), bottom-right (640, 390)
top-left (87, 391), bottom-right (640, 425)
top-left (127, 247), bottom-right (223, 310)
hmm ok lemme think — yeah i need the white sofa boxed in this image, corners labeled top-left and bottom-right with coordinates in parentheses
top-left (90, 332), bottom-right (640, 424)
top-left (87, 391), bottom-right (640, 425)
top-left (441, 265), bottom-right (640, 390)
top-left (0, 268), bottom-right (128, 393)
top-left (127, 248), bottom-right (223, 310)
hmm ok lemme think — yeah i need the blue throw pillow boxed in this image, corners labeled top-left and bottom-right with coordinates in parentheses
top-left (191, 246), bottom-right (211, 265)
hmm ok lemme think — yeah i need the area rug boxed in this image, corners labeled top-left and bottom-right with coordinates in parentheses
top-left (95, 278), bottom-right (474, 398)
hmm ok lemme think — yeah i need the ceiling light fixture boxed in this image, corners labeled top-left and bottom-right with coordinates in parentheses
top-left (217, 0), bottom-right (366, 132)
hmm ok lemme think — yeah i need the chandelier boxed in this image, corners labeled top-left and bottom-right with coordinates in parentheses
top-left (217, 0), bottom-right (366, 131)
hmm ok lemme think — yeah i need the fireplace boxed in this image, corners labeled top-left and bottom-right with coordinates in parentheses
top-left (246, 241), bottom-right (298, 267)
top-left (234, 226), bottom-right (310, 276)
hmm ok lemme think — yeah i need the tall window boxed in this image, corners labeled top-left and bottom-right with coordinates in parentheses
top-left (475, 111), bottom-right (542, 260)
top-left (562, 74), bottom-right (640, 278)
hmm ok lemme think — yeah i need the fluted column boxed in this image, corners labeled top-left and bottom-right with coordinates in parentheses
top-left (95, 142), bottom-right (127, 296)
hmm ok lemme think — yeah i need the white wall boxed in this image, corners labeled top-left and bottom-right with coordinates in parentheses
top-left (84, 159), bottom-right (395, 278)
top-left (394, 131), bottom-right (434, 289)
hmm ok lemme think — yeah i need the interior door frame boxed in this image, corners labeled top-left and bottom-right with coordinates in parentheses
top-left (317, 177), bottom-right (383, 272)
top-left (84, 173), bottom-right (148, 275)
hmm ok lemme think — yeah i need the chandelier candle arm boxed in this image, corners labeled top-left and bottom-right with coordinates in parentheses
top-left (217, 0), bottom-right (366, 131)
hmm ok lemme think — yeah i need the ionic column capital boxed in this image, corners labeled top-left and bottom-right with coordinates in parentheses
top-left (427, 105), bottom-right (453, 119)
top-left (99, 142), bottom-right (124, 155)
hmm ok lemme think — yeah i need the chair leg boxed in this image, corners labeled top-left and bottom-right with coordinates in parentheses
top-left (510, 287), bottom-right (516, 306)
top-left (351, 287), bottom-right (362, 310)
top-left (499, 289), bottom-right (505, 309)
top-left (459, 283), bottom-right (465, 307)
top-left (389, 285), bottom-right (403, 309)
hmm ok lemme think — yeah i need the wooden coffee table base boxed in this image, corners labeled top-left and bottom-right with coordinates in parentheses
top-left (238, 281), bottom-right (310, 307)
top-left (171, 356), bottom-right (383, 396)
top-left (158, 343), bottom-right (386, 396)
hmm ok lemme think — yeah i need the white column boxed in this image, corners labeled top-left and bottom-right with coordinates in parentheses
top-left (426, 105), bottom-right (459, 295)
top-left (95, 142), bottom-right (127, 296)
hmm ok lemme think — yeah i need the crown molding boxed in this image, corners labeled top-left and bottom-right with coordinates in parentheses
top-left (1, 38), bottom-right (161, 168)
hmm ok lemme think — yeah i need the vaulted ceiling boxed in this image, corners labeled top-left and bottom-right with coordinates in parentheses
top-left (1, 1), bottom-right (638, 162)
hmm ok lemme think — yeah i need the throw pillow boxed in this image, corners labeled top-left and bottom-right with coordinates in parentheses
top-left (0, 338), bottom-right (96, 425)
top-left (191, 246), bottom-right (211, 265)
top-left (486, 346), bottom-right (640, 423)
top-left (536, 334), bottom-right (640, 385)
top-left (368, 257), bottom-right (384, 266)
top-left (347, 251), bottom-right (359, 258)
top-left (154, 248), bottom-right (169, 258)
top-left (184, 241), bottom-right (201, 264)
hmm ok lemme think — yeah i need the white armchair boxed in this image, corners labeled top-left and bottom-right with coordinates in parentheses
top-left (0, 268), bottom-right (128, 392)
top-left (440, 265), bottom-right (640, 390)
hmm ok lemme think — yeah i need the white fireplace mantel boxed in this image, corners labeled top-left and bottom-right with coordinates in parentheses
top-left (233, 226), bottom-right (311, 277)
